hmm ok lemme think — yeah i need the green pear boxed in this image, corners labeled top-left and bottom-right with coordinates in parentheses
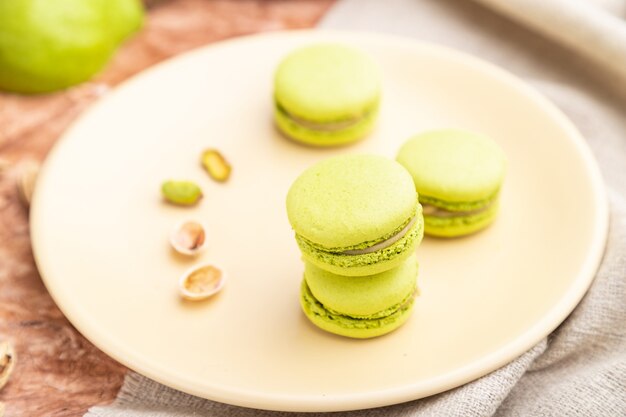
top-left (0, 0), bottom-right (144, 94)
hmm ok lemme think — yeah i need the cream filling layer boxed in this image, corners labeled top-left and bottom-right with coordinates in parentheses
top-left (277, 103), bottom-right (369, 133)
top-left (341, 216), bottom-right (417, 256)
top-left (421, 200), bottom-right (494, 218)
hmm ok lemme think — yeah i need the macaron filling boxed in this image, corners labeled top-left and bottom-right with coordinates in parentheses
top-left (423, 200), bottom-right (499, 237)
top-left (299, 205), bottom-right (421, 254)
top-left (275, 102), bottom-right (375, 133)
top-left (295, 207), bottom-right (424, 276)
top-left (418, 193), bottom-right (500, 236)
top-left (342, 215), bottom-right (417, 255)
top-left (418, 191), bottom-right (499, 213)
top-left (301, 280), bottom-right (417, 328)
top-left (421, 199), bottom-right (495, 219)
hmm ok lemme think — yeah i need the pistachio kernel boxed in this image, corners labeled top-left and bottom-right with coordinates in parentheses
top-left (161, 180), bottom-right (203, 206)
top-left (201, 149), bottom-right (231, 182)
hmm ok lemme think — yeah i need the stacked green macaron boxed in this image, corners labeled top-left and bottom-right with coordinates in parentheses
top-left (274, 44), bottom-right (381, 147)
top-left (287, 154), bottom-right (424, 338)
top-left (301, 255), bottom-right (419, 338)
top-left (397, 129), bottom-right (506, 237)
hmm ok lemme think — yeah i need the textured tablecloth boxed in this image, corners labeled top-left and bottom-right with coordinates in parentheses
top-left (87, 1), bottom-right (626, 415)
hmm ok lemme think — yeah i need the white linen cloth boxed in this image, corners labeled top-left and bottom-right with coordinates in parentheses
top-left (471, 0), bottom-right (626, 86)
top-left (87, 1), bottom-right (626, 415)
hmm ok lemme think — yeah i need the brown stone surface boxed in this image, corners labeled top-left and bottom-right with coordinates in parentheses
top-left (0, 1), bottom-right (334, 416)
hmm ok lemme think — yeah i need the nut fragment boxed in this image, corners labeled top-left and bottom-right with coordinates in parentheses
top-left (201, 149), bottom-right (231, 182)
top-left (0, 341), bottom-right (15, 391)
top-left (170, 220), bottom-right (207, 255)
top-left (161, 180), bottom-right (203, 206)
top-left (179, 263), bottom-right (226, 301)
top-left (15, 160), bottom-right (40, 207)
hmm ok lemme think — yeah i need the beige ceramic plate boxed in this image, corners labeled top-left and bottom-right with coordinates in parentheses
top-left (31, 30), bottom-right (608, 412)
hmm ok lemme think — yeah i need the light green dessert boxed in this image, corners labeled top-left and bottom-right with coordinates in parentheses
top-left (0, 0), bottom-right (144, 94)
top-left (300, 254), bottom-right (419, 338)
top-left (286, 154), bottom-right (424, 276)
top-left (396, 129), bottom-right (506, 237)
top-left (274, 43), bottom-right (381, 146)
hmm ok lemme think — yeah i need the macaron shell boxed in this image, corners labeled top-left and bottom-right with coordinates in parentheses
top-left (274, 43), bottom-right (381, 121)
top-left (305, 254), bottom-right (418, 317)
top-left (300, 280), bottom-right (416, 339)
top-left (424, 200), bottom-right (499, 237)
top-left (286, 154), bottom-right (418, 249)
top-left (397, 129), bottom-right (506, 203)
top-left (274, 105), bottom-right (377, 147)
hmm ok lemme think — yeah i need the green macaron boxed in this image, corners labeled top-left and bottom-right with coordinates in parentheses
top-left (286, 154), bottom-right (424, 276)
top-left (300, 254), bottom-right (419, 338)
top-left (274, 43), bottom-right (381, 146)
top-left (396, 129), bottom-right (506, 237)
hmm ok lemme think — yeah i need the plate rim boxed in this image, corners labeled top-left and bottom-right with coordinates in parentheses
top-left (30, 29), bottom-right (609, 412)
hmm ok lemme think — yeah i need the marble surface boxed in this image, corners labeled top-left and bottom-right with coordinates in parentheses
top-left (0, 1), bottom-right (334, 415)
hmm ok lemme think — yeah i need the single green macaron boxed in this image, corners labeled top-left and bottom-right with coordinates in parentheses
top-left (286, 154), bottom-right (424, 276)
top-left (300, 254), bottom-right (419, 338)
top-left (274, 43), bottom-right (381, 146)
top-left (396, 129), bottom-right (506, 237)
